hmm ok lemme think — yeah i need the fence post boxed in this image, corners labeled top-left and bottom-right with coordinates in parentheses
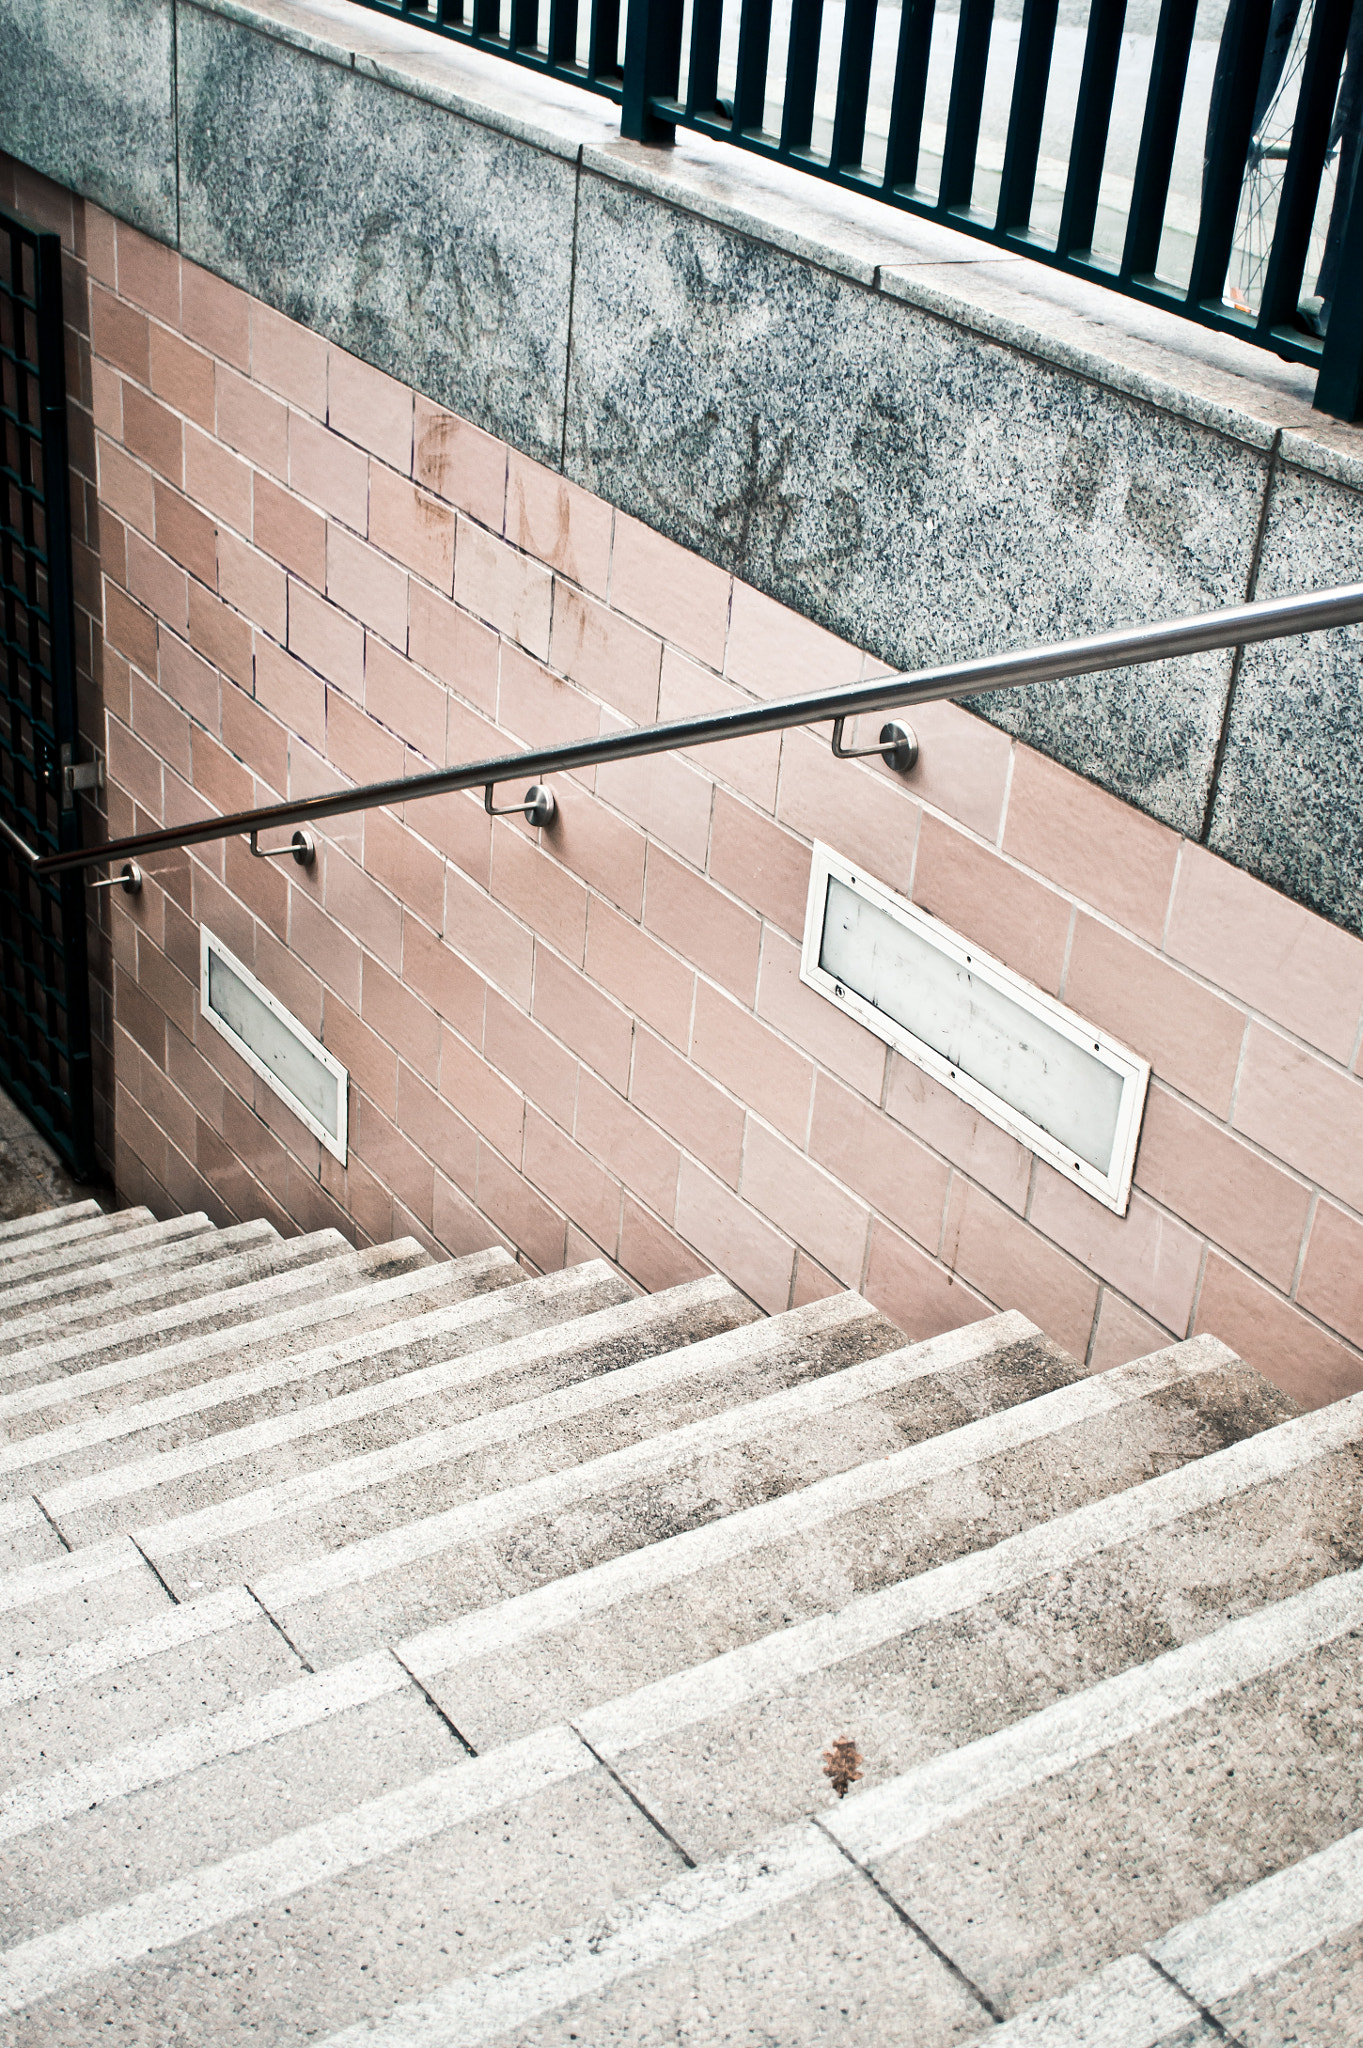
top-left (621, 0), bottom-right (684, 143)
top-left (1315, 175), bottom-right (1363, 423)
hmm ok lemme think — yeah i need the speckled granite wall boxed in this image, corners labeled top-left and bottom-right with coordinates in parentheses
top-left (2, 0), bottom-right (1361, 932)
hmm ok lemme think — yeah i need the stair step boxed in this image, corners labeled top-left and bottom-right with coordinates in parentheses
top-left (0, 1258), bottom-right (631, 1517)
top-left (0, 1219), bottom-right (283, 1354)
top-left (984, 1821), bottom-right (1363, 2046)
top-left (36, 1274), bottom-right (757, 1546)
top-left (0, 1240), bottom-right (493, 1437)
top-left (0, 1200), bottom-right (105, 1246)
top-left (402, 1334), bottom-right (1306, 1753)
top-left (0, 1211), bottom-right (217, 1304)
top-left (0, 1207), bottom-right (186, 1286)
top-left (6, 1567), bottom-right (1357, 2046)
top-left (0, 1535), bottom-right (172, 1668)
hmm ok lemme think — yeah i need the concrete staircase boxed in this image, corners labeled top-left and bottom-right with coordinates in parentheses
top-left (1, 1201), bottom-right (1359, 2044)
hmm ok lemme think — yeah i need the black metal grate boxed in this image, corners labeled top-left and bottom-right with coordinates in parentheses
top-left (347, 0), bottom-right (627, 99)
top-left (0, 208), bottom-right (94, 1176)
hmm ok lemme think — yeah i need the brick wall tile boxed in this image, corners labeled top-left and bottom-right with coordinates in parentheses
top-left (154, 480), bottom-right (217, 587)
top-left (619, 1196), bottom-right (710, 1293)
top-left (632, 1028), bottom-right (743, 1188)
top-left (84, 202), bottom-right (117, 286)
top-left (216, 367), bottom-right (288, 479)
top-left (575, 1068), bottom-right (679, 1219)
top-left (660, 650), bottom-right (781, 813)
top-left (126, 530), bottom-right (188, 633)
top-left (404, 917), bottom-right (485, 1047)
top-left (108, 708), bottom-right (162, 814)
top-left (863, 1219), bottom-right (990, 1343)
top-left (524, 1106), bottom-right (621, 1257)
top-left (284, 888), bottom-right (360, 1009)
top-left (408, 788), bottom-right (492, 892)
top-left (332, 1147), bottom-right (393, 1245)
top-left (726, 578), bottom-right (862, 701)
top-left (1029, 1168), bottom-right (1203, 1334)
top-left (184, 424), bottom-right (252, 535)
top-left (742, 1121), bottom-right (870, 1285)
top-left (288, 579), bottom-right (365, 697)
top-left (254, 634), bottom-right (325, 754)
top-left (130, 673), bottom-right (191, 782)
top-left (148, 324), bottom-right (214, 432)
top-left (90, 284), bottom-right (149, 383)
top-left (187, 583), bottom-right (252, 690)
top-left (601, 739), bottom-right (712, 874)
top-left (549, 584), bottom-right (661, 724)
top-left (254, 473), bottom-right (327, 589)
top-left (122, 383), bottom-right (183, 485)
top-left (329, 347), bottom-right (413, 469)
top-left (756, 928), bottom-right (886, 1103)
top-left (1086, 1289), bottom-right (1172, 1370)
top-left (254, 925), bottom-right (325, 1036)
top-left (440, 1026), bottom-right (523, 1163)
top-left (222, 834), bottom-right (290, 940)
top-left (114, 221), bottom-right (180, 324)
top-left (1196, 1252), bottom-right (1363, 1409)
top-left (116, 1080), bottom-right (170, 1189)
top-left (484, 987), bottom-right (578, 1133)
top-left (533, 945), bottom-right (633, 1094)
top-left (135, 934), bottom-right (197, 1041)
top-left (433, 1171), bottom-right (505, 1258)
top-left (455, 520), bottom-right (553, 658)
top-left (180, 265), bottom-right (250, 370)
top-left (943, 1177), bottom-right (1100, 1360)
top-left (1134, 1084), bottom-right (1311, 1292)
top-left (444, 864), bottom-right (534, 1008)
top-left (545, 786), bottom-right (647, 920)
top-left (709, 793), bottom-right (811, 940)
top-left (1064, 915), bottom-right (1246, 1119)
top-left (217, 528), bottom-right (286, 639)
top-left (91, 357), bottom-right (122, 438)
top-left (354, 1096), bottom-right (435, 1227)
top-left (1003, 747), bottom-right (1180, 946)
top-left (692, 980), bottom-right (814, 1147)
top-left (498, 641), bottom-right (599, 754)
top-left (484, 807), bottom-right (590, 955)
top-left (97, 435), bottom-right (154, 538)
top-left (777, 728), bottom-right (921, 901)
top-left (900, 701), bottom-right (1013, 844)
top-left (611, 514), bottom-right (730, 669)
top-left (327, 524), bottom-right (408, 646)
top-left (477, 1141), bottom-right (566, 1272)
top-left (414, 396), bottom-right (506, 525)
top-left (166, 1021), bottom-right (226, 1132)
top-left (1297, 1202), bottom-right (1363, 1350)
top-left (506, 453), bottom-right (612, 596)
top-left (912, 811), bottom-right (1071, 995)
top-left (323, 849), bottom-right (403, 974)
top-left (397, 1064), bottom-right (478, 1190)
top-left (792, 1254), bottom-right (843, 1307)
top-left (1233, 1024), bottom-right (1363, 1212)
top-left (408, 584), bottom-right (498, 715)
top-left (159, 630), bottom-right (220, 733)
top-left (1166, 842), bottom-right (1363, 1064)
top-left (369, 462), bottom-right (456, 592)
top-left (221, 681), bottom-right (288, 795)
top-left (644, 847), bottom-right (761, 1007)
top-left (674, 1160), bottom-right (793, 1314)
top-left (884, 1052), bottom-right (1032, 1213)
top-left (809, 1071), bottom-right (951, 1253)
top-left (290, 411), bottom-right (369, 530)
top-left (252, 301), bottom-right (328, 415)
top-left (363, 807), bottom-right (445, 936)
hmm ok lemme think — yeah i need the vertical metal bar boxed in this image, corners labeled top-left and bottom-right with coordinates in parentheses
top-left (830, 0), bottom-right (878, 173)
top-left (939, 0), bottom-right (996, 215)
top-left (622, 0), bottom-right (684, 137)
top-left (590, 0), bottom-right (623, 81)
top-left (1056, 0), bottom-right (1128, 260)
top-left (884, 0), bottom-right (937, 193)
top-left (1186, 0), bottom-right (1275, 306)
top-left (1315, 153), bottom-right (1363, 421)
top-left (686, 0), bottom-right (724, 118)
top-left (1257, 0), bottom-right (1351, 335)
top-left (547, 0), bottom-right (579, 67)
top-left (731, 0), bottom-right (775, 133)
top-left (472, 0), bottom-right (501, 38)
top-left (780, 0), bottom-right (825, 155)
top-left (1121, 0), bottom-right (1198, 280)
top-left (509, 0), bottom-right (540, 48)
top-left (995, 0), bottom-right (1060, 236)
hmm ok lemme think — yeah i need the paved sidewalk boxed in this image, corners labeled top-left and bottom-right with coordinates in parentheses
top-left (0, 1088), bottom-right (110, 1223)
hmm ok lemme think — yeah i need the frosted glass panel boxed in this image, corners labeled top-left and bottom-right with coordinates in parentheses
top-left (206, 948), bottom-right (340, 1142)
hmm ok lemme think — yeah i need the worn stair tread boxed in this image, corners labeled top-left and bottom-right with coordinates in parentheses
top-left (0, 1258), bottom-right (634, 1515)
top-left (0, 1207), bottom-right (156, 1271)
top-left (0, 1201), bottom-right (105, 1246)
top-left (35, 1274), bottom-right (759, 1545)
top-left (975, 1822), bottom-right (1363, 2045)
top-left (5, 1570), bottom-right (1358, 2046)
top-left (0, 1241), bottom-right (503, 1439)
top-left (0, 1211), bottom-right (218, 1304)
top-left (0, 1207), bottom-right (179, 1286)
top-left (0, 1218), bottom-right (284, 1353)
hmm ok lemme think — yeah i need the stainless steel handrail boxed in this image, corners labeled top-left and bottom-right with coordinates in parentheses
top-left (10, 581), bottom-right (1363, 880)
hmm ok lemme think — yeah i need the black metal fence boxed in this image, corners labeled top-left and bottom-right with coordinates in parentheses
top-left (0, 209), bottom-right (95, 1176)
top-left (357, 0), bottom-right (1363, 420)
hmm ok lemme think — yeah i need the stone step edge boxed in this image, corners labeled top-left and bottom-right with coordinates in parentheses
top-left (0, 1213), bottom-right (218, 1300)
top-left (2, 1564), bottom-right (1359, 2027)
top-left (0, 1208), bottom-right (156, 1271)
top-left (0, 1241), bottom-right (501, 1432)
top-left (0, 1201), bottom-right (104, 1246)
top-left (0, 1223), bottom-right (331, 1361)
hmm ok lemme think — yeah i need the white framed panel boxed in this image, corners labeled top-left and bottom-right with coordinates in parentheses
top-left (200, 928), bottom-right (349, 1163)
top-left (800, 843), bottom-right (1149, 1214)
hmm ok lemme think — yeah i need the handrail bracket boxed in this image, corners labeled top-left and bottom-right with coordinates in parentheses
top-left (830, 718), bottom-right (919, 773)
top-left (484, 783), bottom-right (556, 827)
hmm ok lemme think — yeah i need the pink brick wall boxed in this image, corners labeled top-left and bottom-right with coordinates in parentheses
top-left (13, 156), bottom-right (1363, 1412)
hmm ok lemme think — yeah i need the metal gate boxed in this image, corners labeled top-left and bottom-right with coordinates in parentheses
top-left (0, 207), bottom-right (95, 1177)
